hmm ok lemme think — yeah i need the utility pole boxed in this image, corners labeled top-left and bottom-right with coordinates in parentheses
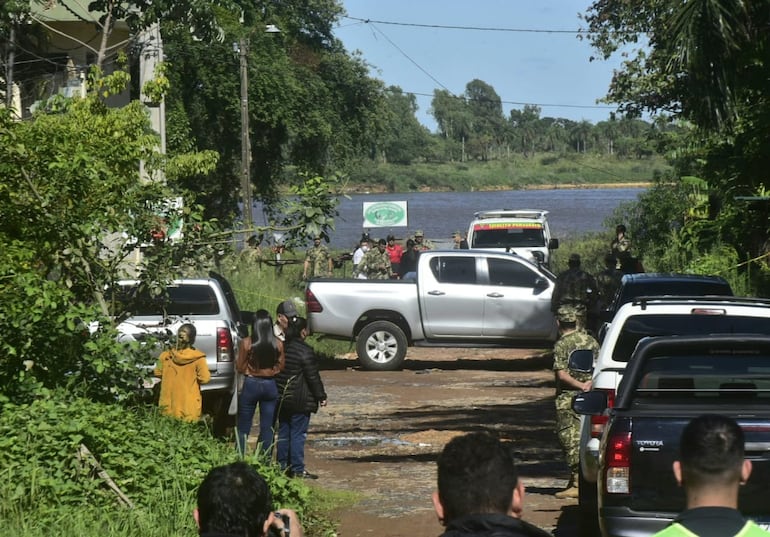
top-left (239, 37), bottom-right (252, 236)
top-left (5, 21), bottom-right (15, 112)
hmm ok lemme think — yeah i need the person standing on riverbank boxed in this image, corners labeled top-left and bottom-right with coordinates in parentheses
top-left (399, 239), bottom-right (419, 280)
top-left (452, 231), bottom-right (469, 249)
top-left (355, 238), bottom-right (391, 279)
top-left (352, 235), bottom-right (370, 273)
top-left (413, 230), bottom-right (434, 250)
top-left (386, 234), bottom-right (403, 277)
top-left (611, 224), bottom-right (636, 273)
top-left (303, 235), bottom-right (333, 279)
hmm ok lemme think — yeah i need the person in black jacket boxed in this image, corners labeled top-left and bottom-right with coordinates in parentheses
top-left (275, 317), bottom-right (327, 479)
top-left (432, 432), bottom-right (552, 537)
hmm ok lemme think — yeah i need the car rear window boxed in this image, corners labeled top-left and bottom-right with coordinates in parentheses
top-left (116, 285), bottom-right (220, 316)
top-left (613, 314), bottom-right (770, 362)
top-left (633, 353), bottom-right (770, 404)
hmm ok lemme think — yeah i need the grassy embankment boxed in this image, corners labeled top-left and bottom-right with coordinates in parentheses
top-left (343, 152), bottom-right (669, 193)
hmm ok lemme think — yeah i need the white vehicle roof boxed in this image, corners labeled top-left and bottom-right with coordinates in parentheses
top-left (596, 296), bottom-right (770, 375)
top-left (472, 209), bottom-right (549, 221)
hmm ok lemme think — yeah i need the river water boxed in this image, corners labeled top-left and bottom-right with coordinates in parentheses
top-left (253, 187), bottom-right (645, 250)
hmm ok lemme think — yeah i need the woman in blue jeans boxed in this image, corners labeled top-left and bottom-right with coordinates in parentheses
top-left (275, 317), bottom-right (327, 479)
top-left (236, 310), bottom-right (284, 455)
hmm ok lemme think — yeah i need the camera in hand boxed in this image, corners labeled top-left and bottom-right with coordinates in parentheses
top-left (268, 511), bottom-right (290, 537)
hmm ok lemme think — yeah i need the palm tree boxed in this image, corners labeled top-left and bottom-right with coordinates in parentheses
top-left (667, 0), bottom-right (759, 130)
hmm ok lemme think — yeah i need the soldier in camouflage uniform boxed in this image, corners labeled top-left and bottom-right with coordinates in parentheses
top-left (551, 253), bottom-right (597, 331)
top-left (595, 253), bottom-right (623, 312)
top-left (355, 238), bottom-right (392, 279)
top-left (552, 308), bottom-right (600, 499)
top-left (303, 235), bottom-right (333, 279)
top-left (413, 230), bottom-right (434, 251)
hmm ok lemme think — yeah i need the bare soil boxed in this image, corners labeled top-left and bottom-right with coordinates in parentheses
top-left (301, 346), bottom-right (582, 537)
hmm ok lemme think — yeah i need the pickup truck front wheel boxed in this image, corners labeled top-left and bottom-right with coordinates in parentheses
top-left (356, 321), bottom-right (407, 371)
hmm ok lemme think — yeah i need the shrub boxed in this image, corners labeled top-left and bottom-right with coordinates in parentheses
top-left (0, 392), bottom-right (328, 536)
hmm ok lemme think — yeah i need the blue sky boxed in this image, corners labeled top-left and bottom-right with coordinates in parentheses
top-left (335, 1), bottom-right (628, 132)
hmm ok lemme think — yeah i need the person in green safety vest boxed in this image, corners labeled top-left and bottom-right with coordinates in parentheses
top-left (653, 414), bottom-right (770, 537)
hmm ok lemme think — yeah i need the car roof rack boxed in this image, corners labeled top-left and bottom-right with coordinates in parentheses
top-left (632, 295), bottom-right (770, 310)
top-left (473, 209), bottom-right (549, 220)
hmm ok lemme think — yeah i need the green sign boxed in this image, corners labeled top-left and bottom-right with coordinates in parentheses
top-left (363, 201), bottom-right (408, 228)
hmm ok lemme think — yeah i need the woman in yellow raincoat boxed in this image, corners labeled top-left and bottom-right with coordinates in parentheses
top-left (154, 323), bottom-right (211, 421)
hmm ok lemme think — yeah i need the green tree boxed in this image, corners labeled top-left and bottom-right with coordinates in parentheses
top-left (430, 88), bottom-right (473, 161)
top-left (584, 0), bottom-right (770, 290)
top-left (0, 72), bottom-right (219, 405)
top-left (376, 86), bottom-right (430, 164)
top-left (465, 79), bottom-right (504, 160)
top-left (509, 105), bottom-right (542, 157)
top-left (162, 2), bottom-right (385, 222)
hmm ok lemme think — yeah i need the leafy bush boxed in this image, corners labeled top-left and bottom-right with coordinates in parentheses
top-left (0, 392), bottom-right (332, 536)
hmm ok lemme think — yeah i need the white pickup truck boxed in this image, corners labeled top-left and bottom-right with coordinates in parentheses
top-left (306, 250), bottom-right (558, 370)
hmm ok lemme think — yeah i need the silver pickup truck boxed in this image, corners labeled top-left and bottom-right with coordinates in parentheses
top-left (306, 250), bottom-right (558, 370)
top-left (114, 272), bottom-right (251, 433)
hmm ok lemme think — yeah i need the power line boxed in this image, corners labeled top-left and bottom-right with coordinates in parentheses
top-left (366, 22), bottom-right (456, 97)
top-left (344, 15), bottom-right (588, 35)
top-left (342, 18), bottom-right (614, 114)
top-left (406, 91), bottom-right (615, 111)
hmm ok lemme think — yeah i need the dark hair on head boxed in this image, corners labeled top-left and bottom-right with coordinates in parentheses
top-left (406, 239), bottom-right (415, 248)
top-left (249, 309), bottom-right (279, 369)
top-left (196, 462), bottom-right (272, 537)
top-left (679, 414), bottom-right (745, 489)
top-left (285, 316), bottom-right (308, 342)
top-left (604, 253), bottom-right (617, 266)
top-left (178, 323), bottom-right (197, 344)
top-left (616, 224), bottom-right (626, 233)
top-left (436, 432), bottom-right (518, 522)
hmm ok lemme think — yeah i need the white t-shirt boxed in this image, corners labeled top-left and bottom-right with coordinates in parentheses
top-left (353, 246), bottom-right (368, 265)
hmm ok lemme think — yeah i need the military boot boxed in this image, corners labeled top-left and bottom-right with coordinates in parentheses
top-left (555, 472), bottom-right (580, 499)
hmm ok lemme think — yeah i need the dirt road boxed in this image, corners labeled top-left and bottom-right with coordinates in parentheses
top-left (301, 346), bottom-right (582, 537)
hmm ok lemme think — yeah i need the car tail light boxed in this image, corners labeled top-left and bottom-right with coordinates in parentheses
top-left (605, 431), bottom-right (631, 494)
top-left (216, 327), bottom-right (234, 362)
top-left (306, 289), bottom-right (323, 313)
top-left (590, 389), bottom-right (616, 438)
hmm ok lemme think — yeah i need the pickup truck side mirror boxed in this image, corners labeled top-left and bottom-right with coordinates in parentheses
top-left (572, 390), bottom-right (608, 415)
top-left (533, 277), bottom-right (549, 293)
top-left (568, 349), bottom-right (594, 373)
top-left (549, 238), bottom-right (559, 250)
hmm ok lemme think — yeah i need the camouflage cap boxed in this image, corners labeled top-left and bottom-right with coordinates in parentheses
top-left (414, 230), bottom-right (424, 237)
top-left (556, 305), bottom-right (578, 323)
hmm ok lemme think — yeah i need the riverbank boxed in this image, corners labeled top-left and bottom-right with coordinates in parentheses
top-left (341, 181), bottom-right (652, 194)
top-left (340, 154), bottom-right (667, 194)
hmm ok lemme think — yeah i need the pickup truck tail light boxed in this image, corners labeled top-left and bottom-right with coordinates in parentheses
top-left (305, 289), bottom-right (323, 313)
top-left (604, 431), bottom-right (631, 494)
top-left (590, 388), bottom-right (616, 438)
top-left (216, 327), bottom-right (234, 362)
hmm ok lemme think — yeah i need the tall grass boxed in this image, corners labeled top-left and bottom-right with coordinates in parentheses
top-left (223, 251), bottom-right (354, 358)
